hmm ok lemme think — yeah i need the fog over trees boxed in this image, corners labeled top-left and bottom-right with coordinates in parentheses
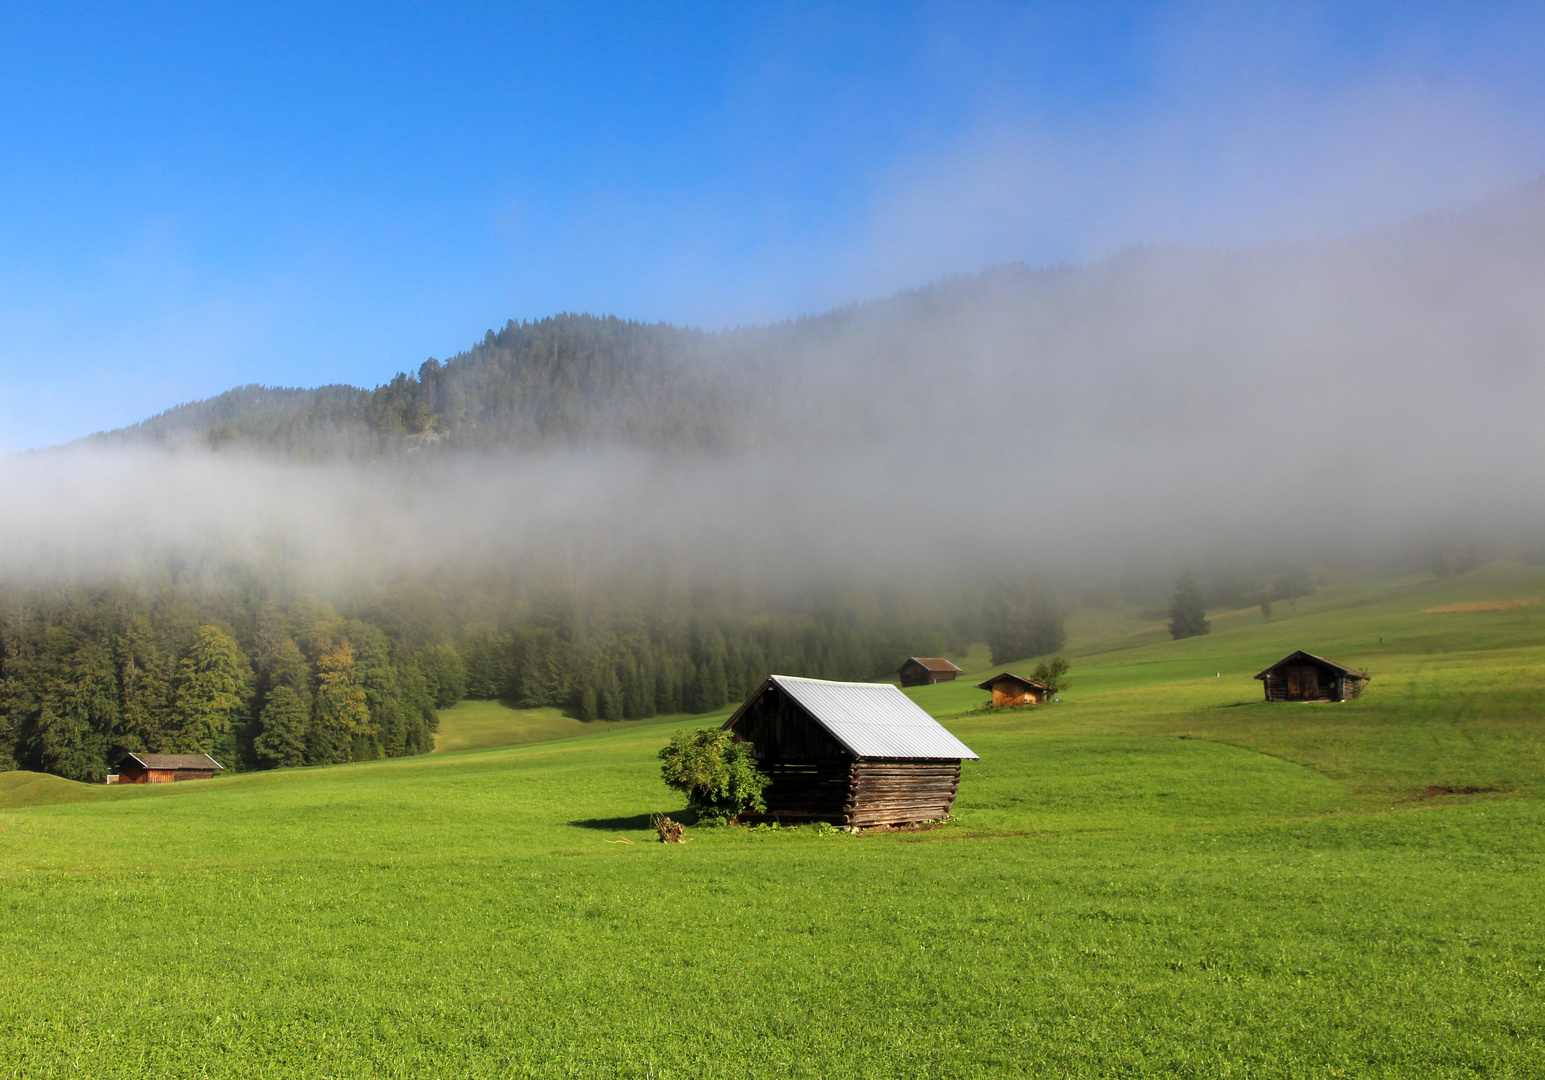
top-left (4, 180), bottom-right (1545, 779)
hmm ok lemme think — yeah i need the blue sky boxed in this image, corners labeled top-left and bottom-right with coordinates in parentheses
top-left (2, 1), bottom-right (1543, 450)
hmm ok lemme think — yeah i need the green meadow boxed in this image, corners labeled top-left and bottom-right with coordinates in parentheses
top-left (2, 564), bottom-right (1544, 1077)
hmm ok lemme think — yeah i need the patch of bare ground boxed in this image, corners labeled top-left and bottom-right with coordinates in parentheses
top-left (1415, 785), bottom-right (1501, 800)
top-left (857, 821), bottom-right (948, 834)
top-left (1422, 599), bottom-right (1541, 614)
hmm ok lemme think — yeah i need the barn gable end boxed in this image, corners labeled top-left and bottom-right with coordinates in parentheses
top-left (976, 672), bottom-right (1048, 707)
top-left (1254, 651), bottom-right (1369, 702)
top-left (898, 656), bottom-right (962, 687)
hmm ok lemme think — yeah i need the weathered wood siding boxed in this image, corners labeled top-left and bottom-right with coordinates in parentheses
top-left (987, 684), bottom-right (1042, 707)
top-left (742, 758), bottom-right (963, 826)
top-left (729, 684), bottom-right (847, 760)
top-left (729, 680), bottom-right (967, 827)
top-left (848, 759), bottom-right (961, 826)
top-left (898, 662), bottom-right (958, 687)
top-left (740, 761), bottom-right (853, 824)
top-left (119, 766), bottom-right (217, 784)
top-left (1262, 670), bottom-right (1364, 702)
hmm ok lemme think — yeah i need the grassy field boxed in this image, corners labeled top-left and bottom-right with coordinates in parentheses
top-left (2, 564), bottom-right (1544, 1077)
top-left (430, 700), bottom-right (700, 755)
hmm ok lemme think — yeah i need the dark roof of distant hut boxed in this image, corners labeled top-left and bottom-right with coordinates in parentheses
top-left (120, 753), bottom-right (224, 772)
top-left (974, 672), bottom-right (1047, 693)
top-left (1253, 651), bottom-right (1368, 681)
top-left (728, 675), bottom-right (979, 760)
top-left (904, 657), bottom-right (962, 674)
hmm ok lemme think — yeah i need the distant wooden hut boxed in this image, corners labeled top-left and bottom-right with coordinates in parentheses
top-left (117, 753), bottom-right (223, 784)
top-left (1254, 651), bottom-right (1369, 702)
top-left (898, 657), bottom-right (962, 686)
top-left (976, 672), bottom-right (1048, 707)
top-left (724, 675), bottom-right (978, 827)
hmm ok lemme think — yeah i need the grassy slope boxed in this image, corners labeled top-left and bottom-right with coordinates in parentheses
top-left (431, 700), bottom-right (698, 755)
top-left (1, 565), bottom-right (1543, 1078)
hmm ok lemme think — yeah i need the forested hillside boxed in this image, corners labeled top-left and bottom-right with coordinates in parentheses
top-left (83, 264), bottom-right (1055, 458)
top-left (83, 177), bottom-right (1545, 471)
top-left (10, 181), bottom-right (1545, 782)
top-left (88, 314), bottom-right (738, 456)
top-left (0, 587), bottom-right (443, 781)
top-left (0, 572), bottom-right (998, 781)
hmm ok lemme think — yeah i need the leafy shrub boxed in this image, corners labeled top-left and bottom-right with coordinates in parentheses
top-left (658, 728), bottom-right (769, 825)
top-left (1030, 656), bottom-right (1071, 695)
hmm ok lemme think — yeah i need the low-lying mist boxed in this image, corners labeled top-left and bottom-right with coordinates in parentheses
top-left (7, 180), bottom-right (1545, 604)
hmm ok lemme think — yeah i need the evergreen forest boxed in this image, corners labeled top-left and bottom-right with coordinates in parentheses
top-left (0, 571), bottom-right (990, 781)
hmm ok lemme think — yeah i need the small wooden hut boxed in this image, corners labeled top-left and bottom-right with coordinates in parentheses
top-left (117, 753), bottom-right (223, 784)
top-left (976, 672), bottom-right (1048, 707)
top-left (1254, 651), bottom-right (1369, 702)
top-left (724, 675), bottom-right (978, 827)
top-left (897, 657), bottom-right (962, 686)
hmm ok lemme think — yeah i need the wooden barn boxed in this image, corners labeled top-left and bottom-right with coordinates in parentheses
top-left (1254, 651), bottom-right (1369, 702)
top-left (724, 675), bottom-right (978, 827)
top-left (117, 753), bottom-right (224, 784)
top-left (976, 672), bottom-right (1048, 707)
top-left (897, 656), bottom-right (962, 687)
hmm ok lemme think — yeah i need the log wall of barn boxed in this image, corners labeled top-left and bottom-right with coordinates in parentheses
top-left (740, 760), bottom-right (853, 824)
top-left (1264, 670), bottom-right (1364, 702)
top-left (848, 759), bottom-right (962, 826)
top-left (745, 759), bottom-right (964, 827)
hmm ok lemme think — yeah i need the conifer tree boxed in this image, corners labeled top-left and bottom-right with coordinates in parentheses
top-left (310, 640), bottom-right (371, 764)
top-left (418, 643), bottom-right (467, 708)
top-left (254, 686), bottom-right (309, 768)
top-left (167, 625), bottom-right (251, 754)
top-left (271, 639), bottom-right (313, 702)
top-left (114, 618), bottom-right (169, 753)
top-left (983, 578), bottom-right (1066, 664)
top-left (1168, 569), bottom-right (1211, 640)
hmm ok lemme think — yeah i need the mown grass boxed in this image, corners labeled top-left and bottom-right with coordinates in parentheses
top-left (2, 564), bottom-right (1544, 1077)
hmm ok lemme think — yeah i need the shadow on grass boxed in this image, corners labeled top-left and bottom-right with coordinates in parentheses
top-left (570, 813), bottom-right (667, 832)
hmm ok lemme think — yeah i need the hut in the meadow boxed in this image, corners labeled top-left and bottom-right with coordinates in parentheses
top-left (1254, 651), bottom-right (1369, 702)
top-left (897, 657), bottom-right (962, 687)
top-left (724, 675), bottom-right (978, 827)
top-left (116, 753), bottom-right (224, 784)
top-left (976, 672), bottom-right (1049, 707)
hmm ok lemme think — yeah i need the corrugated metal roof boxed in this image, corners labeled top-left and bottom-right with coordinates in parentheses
top-left (768, 675), bottom-right (978, 760)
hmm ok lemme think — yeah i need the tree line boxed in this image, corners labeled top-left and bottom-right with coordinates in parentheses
top-left (91, 314), bottom-right (736, 457)
top-left (1, 568), bottom-right (1027, 782)
top-left (0, 587), bottom-right (442, 782)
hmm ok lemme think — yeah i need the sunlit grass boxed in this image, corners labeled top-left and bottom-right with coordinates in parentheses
top-left (3, 564), bottom-right (1544, 1076)
top-left (432, 698), bottom-right (699, 755)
